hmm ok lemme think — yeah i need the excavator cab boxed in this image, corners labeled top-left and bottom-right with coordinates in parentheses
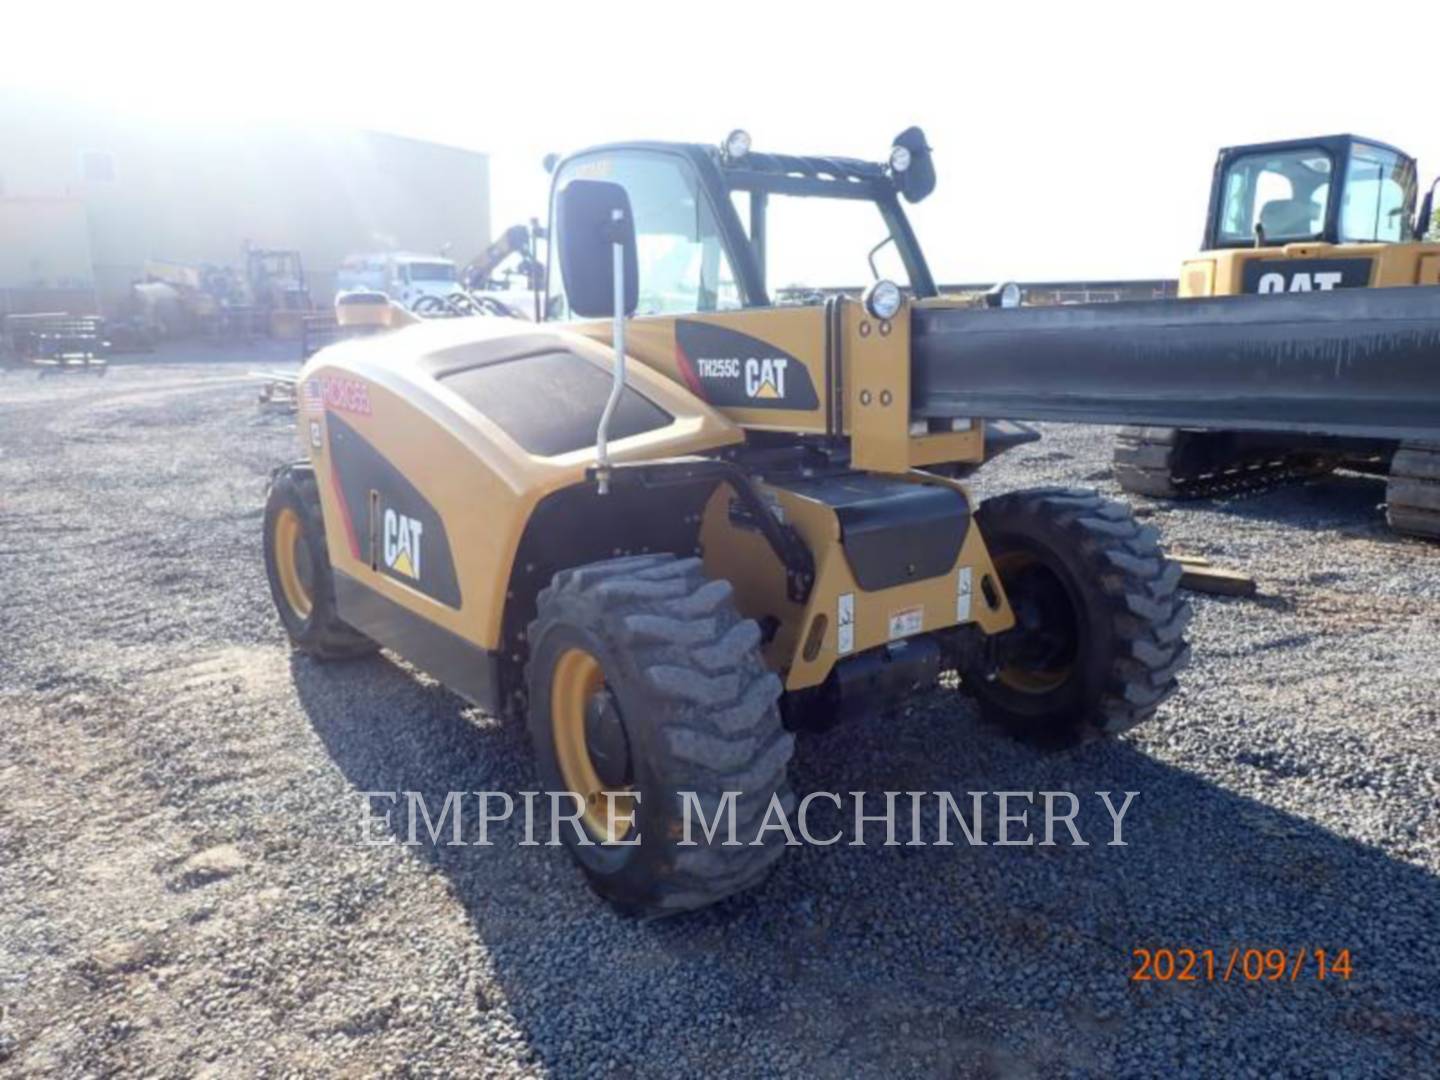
top-left (1204, 135), bottom-right (1419, 253)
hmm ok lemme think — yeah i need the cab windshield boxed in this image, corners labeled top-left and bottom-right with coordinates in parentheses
top-left (548, 147), bottom-right (932, 317)
top-left (1217, 148), bottom-right (1333, 245)
top-left (1216, 143), bottom-right (1418, 247)
top-left (730, 191), bottom-right (909, 303)
top-left (548, 151), bottom-right (742, 319)
top-left (407, 262), bottom-right (457, 282)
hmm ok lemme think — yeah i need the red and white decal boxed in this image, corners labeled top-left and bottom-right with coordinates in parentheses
top-left (304, 375), bottom-right (372, 416)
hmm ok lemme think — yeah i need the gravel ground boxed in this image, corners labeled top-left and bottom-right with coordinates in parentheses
top-left (1, 349), bottom-right (1437, 1078)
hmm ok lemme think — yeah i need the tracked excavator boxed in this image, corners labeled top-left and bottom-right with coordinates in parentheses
top-left (1113, 134), bottom-right (1440, 537)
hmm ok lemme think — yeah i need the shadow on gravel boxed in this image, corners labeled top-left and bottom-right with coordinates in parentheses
top-left (1170, 472), bottom-right (1396, 537)
top-left (292, 653), bottom-right (1439, 1078)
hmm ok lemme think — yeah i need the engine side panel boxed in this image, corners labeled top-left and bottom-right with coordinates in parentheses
top-left (699, 471), bottom-right (1014, 691)
top-left (572, 302), bottom-right (986, 471)
top-left (572, 306), bottom-right (832, 434)
top-left (297, 319), bottom-right (742, 707)
top-left (1181, 239), bottom-right (1440, 297)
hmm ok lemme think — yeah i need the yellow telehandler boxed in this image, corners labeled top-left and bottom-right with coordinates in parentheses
top-left (264, 129), bottom-right (1440, 913)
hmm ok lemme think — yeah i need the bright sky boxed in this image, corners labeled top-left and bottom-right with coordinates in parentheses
top-left (7, 0), bottom-right (1439, 282)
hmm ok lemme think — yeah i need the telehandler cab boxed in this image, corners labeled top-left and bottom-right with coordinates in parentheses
top-left (1113, 134), bottom-right (1440, 537)
top-left (265, 129), bottom-right (1440, 914)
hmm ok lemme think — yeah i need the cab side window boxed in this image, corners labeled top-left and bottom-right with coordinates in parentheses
top-left (1340, 145), bottom-right (1414, 244)
top-left (549, 152), bottom-right (742, 319)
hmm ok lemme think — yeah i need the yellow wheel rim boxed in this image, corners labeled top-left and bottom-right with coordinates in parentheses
top-left (550, 648), bottom-right (637, 842)
top-left (273, 507), bottom-right (314, 620)
top-left (993, 551), bottom-right (1074, 694)
top-left (997, 662), bottom-right (1071, 694)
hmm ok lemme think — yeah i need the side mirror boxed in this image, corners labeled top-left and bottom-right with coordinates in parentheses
top-left (557, 179), bottom-right (639, 319)
top-left (1419, 177), bottom-right (1438, 241)
top-left (891, 126), bottom-right (936, 204)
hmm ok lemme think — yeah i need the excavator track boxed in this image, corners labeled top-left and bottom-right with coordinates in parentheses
top-left (1113, 427), bottom-right (1337, 501)
top-left (1386, 443), bottom-right (1440, 540)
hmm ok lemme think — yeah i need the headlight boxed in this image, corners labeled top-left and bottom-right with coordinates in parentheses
top-left (984, 281), bottom-right (1023, 309)
top-left (863, 279), bottom-right (903, 321)
top-left (723, 129), bottom-right (752, 161)
top-left (888, 144), bottom-right (912, 174)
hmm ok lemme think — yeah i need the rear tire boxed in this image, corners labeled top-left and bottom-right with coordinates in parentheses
top-left (1387, 443), bottom-right (1440, 540)
top-left (526, 554), bottom-right (794, 916)
top-left (959, 488), bottom-right (1192, 741)
top-left (263, 463), bottom-right (377, 659)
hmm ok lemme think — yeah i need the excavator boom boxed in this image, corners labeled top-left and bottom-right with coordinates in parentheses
top-left (913, 286), bottom-right (1440, 442)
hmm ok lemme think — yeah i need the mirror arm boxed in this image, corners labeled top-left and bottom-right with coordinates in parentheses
top-left (866, 235), bottom-right (895, 281)
top-left (594, 209), bottom-right (627, 495)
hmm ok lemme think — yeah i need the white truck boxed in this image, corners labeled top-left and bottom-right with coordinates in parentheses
top-left (333, 252), bottom-right (459, 310)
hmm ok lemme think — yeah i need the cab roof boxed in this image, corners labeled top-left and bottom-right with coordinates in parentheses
top-left (1218, 134), bottom-right (1414, 164)
top-left (559, 141), bottom-right (898, 199)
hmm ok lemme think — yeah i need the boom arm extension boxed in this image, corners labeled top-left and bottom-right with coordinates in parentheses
top-left (462, 224), bottom-right (539, 290)
top-left (912, 286), bottom-right (1440, 442)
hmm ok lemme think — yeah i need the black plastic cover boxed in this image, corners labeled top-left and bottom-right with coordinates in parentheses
top-left (441, 351), bottom-right (672, 456)
top-left (780, 474), bottom-right (969, 591)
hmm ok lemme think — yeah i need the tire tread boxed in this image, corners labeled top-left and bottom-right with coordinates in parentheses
top-left (525, 554), bottom-right (791, 915)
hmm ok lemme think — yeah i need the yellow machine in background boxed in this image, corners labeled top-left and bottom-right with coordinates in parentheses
top-left (137, 259), bottom-right (232, 336)
top-left (138, 247), bottom-right (313, 340)
top-left (1115, 134), bottom-right (1440, 537)
top-left (245, 246), bottom-right (312, 339)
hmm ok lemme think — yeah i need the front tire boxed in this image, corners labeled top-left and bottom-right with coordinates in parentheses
top-left (263, 463), bottom-right (376, 659)
top-left (960, 488), bottom-right (1192, 741)
top-left (526, 554), bottom-right (794, 916)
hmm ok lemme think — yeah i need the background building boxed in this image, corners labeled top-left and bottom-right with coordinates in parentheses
top-left (0, 90), bottom-right (490, 317)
